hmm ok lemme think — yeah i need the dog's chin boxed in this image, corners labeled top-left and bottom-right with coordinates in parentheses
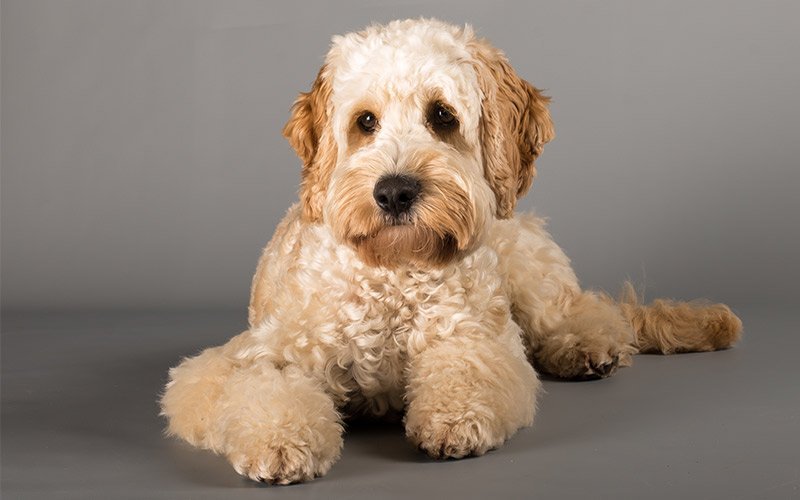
top-left (350, 224), bottom-right (460, 269)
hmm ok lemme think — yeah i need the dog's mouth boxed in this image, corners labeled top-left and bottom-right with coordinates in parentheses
top-left (349, 224), bottom-right (459, 269)
top-left (383, 211), bottom-right (415, 227)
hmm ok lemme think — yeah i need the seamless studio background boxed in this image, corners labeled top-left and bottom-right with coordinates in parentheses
top-left (2, 1), bottom-right (799, 499)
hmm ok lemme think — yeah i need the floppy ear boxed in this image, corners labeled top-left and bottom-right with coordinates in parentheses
top-left (469, 39), bottom-right (555, 219)
top-left (282, 66), bottom-right (337, 222)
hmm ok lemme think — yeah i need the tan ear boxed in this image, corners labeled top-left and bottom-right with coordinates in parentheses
top-left (282, 66), bottom-right (337, 222)
top-left (469, 39), bottom-right (555, 219)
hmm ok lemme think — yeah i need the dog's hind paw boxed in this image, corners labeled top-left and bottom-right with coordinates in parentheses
top-left (580, 351), bottom-right (622, 380)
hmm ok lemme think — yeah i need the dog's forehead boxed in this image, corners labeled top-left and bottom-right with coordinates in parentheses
top-left (326, 20), bottom-right (480, 109)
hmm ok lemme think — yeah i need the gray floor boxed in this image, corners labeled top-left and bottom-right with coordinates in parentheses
top-left (2, 307), bottom-right (798, 499)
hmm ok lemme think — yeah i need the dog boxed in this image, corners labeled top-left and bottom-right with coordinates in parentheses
top-left (160, 19), bottom-right (742, 484)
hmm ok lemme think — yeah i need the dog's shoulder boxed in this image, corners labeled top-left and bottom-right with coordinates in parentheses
top-left (486, 212), bottom-right (551, 250)
top-left (249, 203), bottom-right (328, 325)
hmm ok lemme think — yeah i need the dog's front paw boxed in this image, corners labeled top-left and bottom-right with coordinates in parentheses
top-left (213, 364), bottom-right (344, 484)
top-left (404, 338), bottom-right (539, 459)
top-left (406, 411), bottom-right (502, 459)
top-left (224, 419), bottom-right (343, 485)
top-left (227, 439), bottom-right (329, 485)
top-left (220, 397), bottom-right (343, 484)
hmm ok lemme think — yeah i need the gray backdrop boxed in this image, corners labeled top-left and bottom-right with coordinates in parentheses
top-left (3, 0), bottom-right (799, 312)
top-left (3, 3), bottom-right (800, 498)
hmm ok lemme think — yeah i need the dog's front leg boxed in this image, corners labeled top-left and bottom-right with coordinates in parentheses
top-left (214, 362), bottom-right (343, 484)
top-left (404, 335), bottom-right (540, 459)
top-left (162, 334), bottom-right (343, 484)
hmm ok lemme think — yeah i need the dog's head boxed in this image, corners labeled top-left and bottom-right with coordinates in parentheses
top-left (283, 19), bottom-right (554, 268)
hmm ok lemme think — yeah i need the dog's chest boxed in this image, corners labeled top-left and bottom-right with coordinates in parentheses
top-left (335, 269), bottom-right (435, 414)
top-left (274, 230), bottom-right (507, 415)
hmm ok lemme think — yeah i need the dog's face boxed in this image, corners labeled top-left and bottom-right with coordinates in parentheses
top-left (283, 19), bottom-right (554, 268)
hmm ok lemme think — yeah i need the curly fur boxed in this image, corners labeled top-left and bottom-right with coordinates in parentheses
top-left (160, 19), bottom-right (742, 484)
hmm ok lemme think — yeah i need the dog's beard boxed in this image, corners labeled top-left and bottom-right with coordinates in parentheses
top-left (337, 206), bottom-right (469, 269)
top-left (325, 155), bottom-right (483, 269)
top-left (352, 224), bottom-right (459, 268)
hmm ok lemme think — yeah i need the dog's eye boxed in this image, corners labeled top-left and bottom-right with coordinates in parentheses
top-left (357, 111), bottom-right (378, 133)
top-left (429, 103), bottom-right (458, 130)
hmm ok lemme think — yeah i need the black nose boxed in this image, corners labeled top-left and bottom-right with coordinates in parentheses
top-left (373, 175), bottom-right (421, 217)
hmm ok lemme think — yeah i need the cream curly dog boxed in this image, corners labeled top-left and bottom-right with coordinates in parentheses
top-left (161, 19), bottom-right (742, 484)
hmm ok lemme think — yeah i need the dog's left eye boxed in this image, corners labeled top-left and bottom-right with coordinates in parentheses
top-left (429, 103), bottom-right (458, 130)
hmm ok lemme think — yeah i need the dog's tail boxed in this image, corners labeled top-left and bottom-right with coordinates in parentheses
top-left (617, 282), bottom-right (743, 354)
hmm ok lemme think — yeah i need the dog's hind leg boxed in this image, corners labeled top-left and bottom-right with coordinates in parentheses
top-left (489, 215), bottom-right (742, 380)
top-left (488, 215), bottom-right (633, 378)
top-left (526, 290), bottom-right (639, 379)
top-left (519, 285), bottom-right (741, 380)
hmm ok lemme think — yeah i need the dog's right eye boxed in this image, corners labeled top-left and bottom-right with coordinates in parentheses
top-left (357, 112), bottom-right (378, 133)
